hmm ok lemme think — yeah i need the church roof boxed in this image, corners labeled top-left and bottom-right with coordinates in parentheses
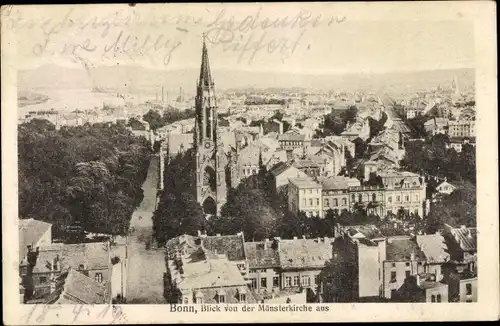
top-left (199, 36), bottom-right (213, 87)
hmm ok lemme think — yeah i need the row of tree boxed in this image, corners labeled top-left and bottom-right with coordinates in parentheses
top-left (401, 134), bottom-right (476, 184)
top-left (142, 108), bottom-right (196, 131)
top-left (152, 149), bottom-right (207, 245)
top-left (18, 119), bottom-right (151, 238)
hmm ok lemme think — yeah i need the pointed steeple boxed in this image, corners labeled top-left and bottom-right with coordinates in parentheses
top-left (199, 33), bottom-right (213, 88)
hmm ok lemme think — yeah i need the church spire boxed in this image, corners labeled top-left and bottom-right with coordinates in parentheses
top-left (199, 33), bottom-right (213, 88)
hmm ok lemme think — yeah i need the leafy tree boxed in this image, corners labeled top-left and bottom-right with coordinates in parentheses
top-left (269, 110), bottom-right (284, 121)
top-left (142, 110), bottom-right (163, 130)
top-left (216, 185), bottom-right (279, 241)
top-left (367, 113), bottom-right (387, 139)
top-left (152, 150), bottom-right (206, 245)
top-left (425, 183), bottom-right (476, 232)
top-left (18, 122), bottom-right (151, 238)
top-left (343, 106), bottom-right (358, 125)
top-left (319, 237), bottom-right (357, 302)
top-left (406, 115), bottom-right (428, 138)
top-left (127, 117), bottom-right (147, 130)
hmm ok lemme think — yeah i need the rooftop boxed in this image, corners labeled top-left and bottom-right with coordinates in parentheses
top-left (45, 268), bottom-right (109, 304)
top-left (278, 133), bottom-right (305, 142)
top-left (19, 218), bottom-right (52, 262)
top-left (166, 233), bottom-right (246, 262)
top-left (293, 159), bottom-right (320, 169)
top-left (269, 162), bottom-right (291, 177)
top-left (34, 242), bottom-right (110, 273)
top-left (244, 241), bottom-right (280, 269)
top-left (167, 133), bottom-right (193, 155)
top-left (344, 224), bottom-right (384, 241)
top-left (451, 226), bottom-right (477, 252)
top-left (386, 237), bottom-right (426, 262)
top-left (416, 234), bottom-right (450, 263)
top-left (174, 255), bottom-right (247, 290)
top-left (319, 176), bottom-right (360, 191)
top-left (289, 177), bottom-right (321, 189)
top-left (278, 238), bottom-right (333, 269)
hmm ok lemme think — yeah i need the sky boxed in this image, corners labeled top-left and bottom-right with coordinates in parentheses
top-left (6, 3), bottom-right (476, 74)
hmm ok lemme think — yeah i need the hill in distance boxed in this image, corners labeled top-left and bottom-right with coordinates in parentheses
top-left (18, 64), bottom-right (475, 95)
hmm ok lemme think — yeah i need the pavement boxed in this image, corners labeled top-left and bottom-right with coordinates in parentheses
top-left (125, 155), bottom-right (166, 303)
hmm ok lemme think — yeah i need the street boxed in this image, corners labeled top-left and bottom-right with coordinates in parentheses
top-left (125, 154), bottom-right (166, 303)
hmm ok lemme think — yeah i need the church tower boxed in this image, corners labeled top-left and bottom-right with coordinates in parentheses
top-left (194, 36), bottom-right (227, 216)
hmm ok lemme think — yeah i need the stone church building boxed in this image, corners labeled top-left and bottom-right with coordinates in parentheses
top-left (159, 38), bottom-right (244, 216)
top-left (193, 38), bottom-right (242, 215)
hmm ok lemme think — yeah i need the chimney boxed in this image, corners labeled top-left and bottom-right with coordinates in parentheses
top-left (273, 238), bottom-right (281, 251)
top-left (216, 233), bottom-right (221, 236)
top-left (460, 225), bottom-right (466, 229)
top-left (49, 277), bottom-right (56, 293)
top-left (264, 238), bottom-right (270, 249)
top-left (197, 230), bottom-right (202, 236)
top-left (293, 236), bottom-right (298, 240)
top-left (161, 86), bottom-right (164, 102)
top-left (302, 235), bottom-right (306, 239)
top-left (317, 237), bottom-right (321, 243)
top-left (323, 236), bottom-right (328, 243)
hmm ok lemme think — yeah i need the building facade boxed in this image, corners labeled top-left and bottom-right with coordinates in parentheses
top-left (448, 119), bottom-right (475, 138)
top-left (288, 178), bottom-right (323, 217)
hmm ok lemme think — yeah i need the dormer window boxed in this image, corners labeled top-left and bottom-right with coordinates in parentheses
top-left (194, 290), bottom-right (204, 304)
top-left (237, 287), bottom-right (247, 303)
top-left (218, 294), bottom-right (225, 303)
top-left (217, 289), bottom-right (226, 303)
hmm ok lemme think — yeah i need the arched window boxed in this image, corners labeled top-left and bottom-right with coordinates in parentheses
top-left (358, 194), bottom-right (362, 202)
top-left (351, 194), bottom-right (356, 202)
top-left (342, 198), bottom-right (347, 205)
top-left (372, 193), bottom-right (377, 202)
top-left (436, 294), bottom-right (442, 302)
top-left (333, 199), bottom-right (338, 206)
top-left (431, 295), bottom-right (436, 303)
top-left (203, 166), bottom-right (216, 191)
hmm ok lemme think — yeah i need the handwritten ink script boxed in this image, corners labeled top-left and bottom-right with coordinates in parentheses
top-left (22, 303), bottom-right (127, 324)
top-left (4, 6), bottom-right (346, 66)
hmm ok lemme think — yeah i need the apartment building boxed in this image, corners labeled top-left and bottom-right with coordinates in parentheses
top-left (448, 119), bottom-right (475, 138)
top-left (288, 178), bottom-right (323, 217)
top-left (245, 237), bottom-right (333, 303)
top-left (319, 177), bottom-right (360, 215)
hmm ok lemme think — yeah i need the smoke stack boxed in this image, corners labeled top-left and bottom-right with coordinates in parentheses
top-left (50, 277), bottom-right (56, 293)
top-left (162, 87), bottom-right (164, 102)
